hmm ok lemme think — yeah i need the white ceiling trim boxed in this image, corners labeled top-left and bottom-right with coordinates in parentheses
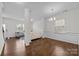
top-left (2, 13), bottom-right (25, 21)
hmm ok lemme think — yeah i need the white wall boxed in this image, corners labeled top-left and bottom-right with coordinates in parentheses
top-left (45, 8), bottom-right (79, 44)
top-left (2, 2), bottom-right (25, 38)
top-left (45, 32), bottom-right (79, 44)
top-left (0, 3), bottom-right (4, 55)
top-left (3, 17), bottom-right (24, 38)
top-left (55, 8), bottom-right (79, 33)
top-left (33, 19), bottom-right (44, 36)
top-left (2, 3), bottom-right (33, 46)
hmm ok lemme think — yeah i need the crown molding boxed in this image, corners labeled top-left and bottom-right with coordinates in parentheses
top-left (2, 13), bottom-right (25, 21)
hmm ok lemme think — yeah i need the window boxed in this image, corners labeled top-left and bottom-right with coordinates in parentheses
top-left (54, 19), bottom-right (65, 33)
top-left (17, 24), bottom-right (25, 32)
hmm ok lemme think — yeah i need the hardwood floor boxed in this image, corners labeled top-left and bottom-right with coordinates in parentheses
top-left (2, 38), bottom-right (79, 56)
top-left (3, 38), bottom-right (26, 56)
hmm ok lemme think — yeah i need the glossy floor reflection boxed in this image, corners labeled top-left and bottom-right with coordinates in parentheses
top-left (2, 38), bottom-right (79, 56)
top-left (3, 38), bottom-right (26, 56)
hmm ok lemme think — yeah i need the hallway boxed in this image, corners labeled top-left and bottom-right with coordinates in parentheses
top-left (2, 38), bottom-right (79, 56)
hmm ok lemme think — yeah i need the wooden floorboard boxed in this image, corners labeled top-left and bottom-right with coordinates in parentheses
top-left (2, 38), bottom-right (79, 56)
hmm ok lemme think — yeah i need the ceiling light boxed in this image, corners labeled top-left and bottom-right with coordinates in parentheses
top-left (49, 17), bottom-right (56, 21)
top-left (51, 8), bottom-right (54, 11)
top-left (53, 17), bottom-right (56, 21)
top-left (49, 17), bottom-right (53, 21)
top-left (30, 18), bottom-right (33, 22)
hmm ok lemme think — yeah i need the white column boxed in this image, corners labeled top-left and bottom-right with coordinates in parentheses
top-left (24, 8), bottom-right (32, 46)
top-left (0, 3), bottom-right (4, 55)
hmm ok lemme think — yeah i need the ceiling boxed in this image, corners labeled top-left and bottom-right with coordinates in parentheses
top-left (3, 2), bottom-right (79, 20)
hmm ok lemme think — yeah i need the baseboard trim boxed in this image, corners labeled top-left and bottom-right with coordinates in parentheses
top-left (45, 37), bottom-right (78, 46)
top-left (31, 37), bottom-right (42, 41)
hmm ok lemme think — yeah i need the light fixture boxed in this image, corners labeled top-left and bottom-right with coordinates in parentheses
top-left (51, 8), bottom-right (54, 12)
top-left (49, 17), bottom-right (53, 21)
top-left (30, 18), bottom-right (33, 22)
top-left (49, 17), bottom-right (56, 21)
top-left (53, 17), bottom-right (56, 21)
